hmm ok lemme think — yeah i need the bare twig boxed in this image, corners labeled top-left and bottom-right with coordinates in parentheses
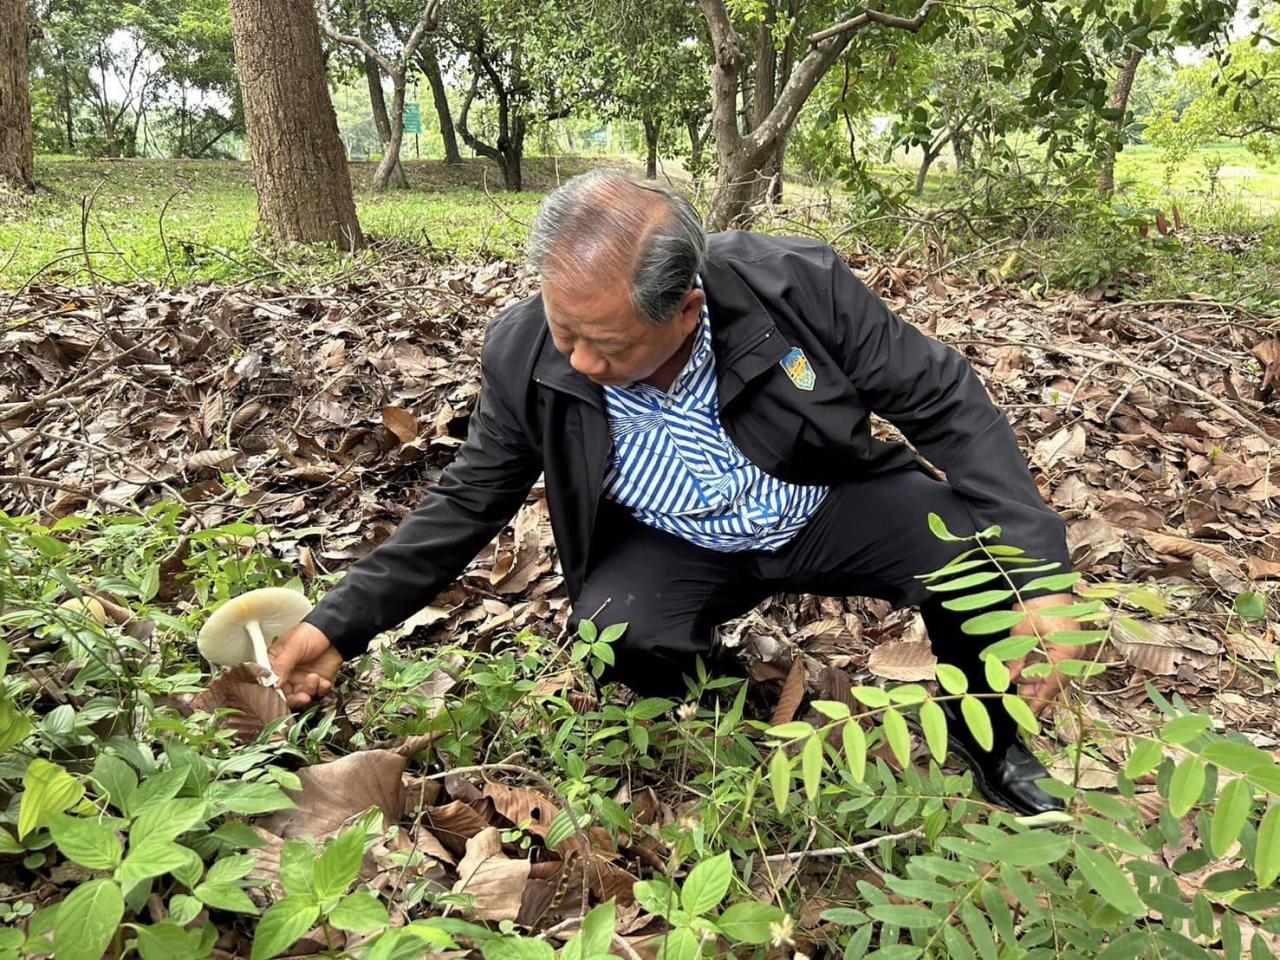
top-left (763, 828), bottom-right (925, 863)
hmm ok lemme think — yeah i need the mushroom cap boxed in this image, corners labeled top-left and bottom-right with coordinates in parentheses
top-left (197, 587), bottom-right (313, 666)
top-left (60, 596), bottom-right (107, 627)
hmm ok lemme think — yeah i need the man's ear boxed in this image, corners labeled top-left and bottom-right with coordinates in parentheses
top-left (677, 286), bottom-right (705, 334)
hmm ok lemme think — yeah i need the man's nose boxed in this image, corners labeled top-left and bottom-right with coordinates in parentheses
top-left (570, 344), bottom-right (607, 378)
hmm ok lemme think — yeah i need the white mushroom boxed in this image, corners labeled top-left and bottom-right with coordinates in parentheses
top-left (59, 596), bottom-right (107, 627)
top-left (197, 588), bottom-right (313, 691)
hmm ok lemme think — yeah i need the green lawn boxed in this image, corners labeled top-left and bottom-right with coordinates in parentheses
top-left (0, 155), bottom-right (612, 288)
top-left (1113, 142), bottom-right (1280, 217)
top-left (2, 145), bottom-right (1277, 305)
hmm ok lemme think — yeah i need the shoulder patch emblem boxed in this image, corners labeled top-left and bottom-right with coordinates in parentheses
top-left (780, 347), bottom-right (816, 391)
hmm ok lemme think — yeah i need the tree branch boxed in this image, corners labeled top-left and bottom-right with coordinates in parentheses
top-left (315, 0), bottom-right (400, 79)
top-left (698, 0), bottom-right (747, 153)
top-left (808, 0), bottom-right (941, 43)
top-left (739, 0), bottom-right (940, 163)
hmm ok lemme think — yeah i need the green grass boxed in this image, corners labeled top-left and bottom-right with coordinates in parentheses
top-left (0, 155), bottom-right (616, 288)
top-left (1113, 142), bottom-right (1280, 216)
top-left (2, 145), bottom-right (1277, 306)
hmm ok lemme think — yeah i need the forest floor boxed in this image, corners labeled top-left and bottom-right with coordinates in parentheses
top-left (4, 163), bottom-right (1280, 954)
top-left (4, 247), bottom-right (1279, 761)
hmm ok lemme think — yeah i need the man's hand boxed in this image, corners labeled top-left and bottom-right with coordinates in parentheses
top-left (1007, 592), bottom-right (1085, 717)
top-left (269, 622), bottom-right (343, 710)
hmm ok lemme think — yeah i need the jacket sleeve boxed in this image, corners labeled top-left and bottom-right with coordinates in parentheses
top-left (304, 320), bottom-right (543, 658)
top-left (824, 247), bottom-right (1071, 576)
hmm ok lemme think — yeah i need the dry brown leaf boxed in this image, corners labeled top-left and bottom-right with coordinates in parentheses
top-left (1067, 517), bottom-right (1126, 565)
top-left (184, 448), bottom-right (240, 472)
top-left (381, 406), bottom-right (419, 442)
top-left (424, 800), bottom-right (492, 857)
top-left (482, 782), bottom-right (560, 838)
top-left (1135, 528), bottom-right (1231, 560)
top-left (1046, 752), bottom-right (1117, 789)
top-left (1097, 493), bottom-right (1165, 531)
top-left (770, 656), bottom-right (807, 727)
top-left (868, 640), bottom-right (937, 681)
top-left (190, 663), bottom-right (291, 744)
top-left (259, 750), bottom-right (407, 839)
top-left (1251, 336), bottom-right (1280, 393)
top-left (451, 826), bottom-right (530, 921)
top-left (1110, 619), bottom-right (1217, 675)
top-left (1247, 556), bottom-right (1280, 580)
top-left (1033, 425), bottom-right (1087, 469)
top-left (413, 829), bottom-right (456, 865)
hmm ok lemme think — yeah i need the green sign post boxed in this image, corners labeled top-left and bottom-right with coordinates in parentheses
top-left (402, 102), bottom-right (421, 135)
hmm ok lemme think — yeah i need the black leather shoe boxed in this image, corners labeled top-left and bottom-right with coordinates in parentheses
top-left (939, 700), bottom-right (1065, 817)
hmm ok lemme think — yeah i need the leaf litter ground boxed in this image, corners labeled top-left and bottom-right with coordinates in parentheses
top-left (3, 254), bottom-right (1280, 954)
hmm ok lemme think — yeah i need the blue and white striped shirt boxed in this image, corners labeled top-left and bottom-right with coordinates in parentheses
top-left (601, 279), bottom-right (828, 552)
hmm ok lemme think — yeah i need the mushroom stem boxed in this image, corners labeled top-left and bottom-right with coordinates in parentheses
top-left (245, 618), bottom-right (281, 690)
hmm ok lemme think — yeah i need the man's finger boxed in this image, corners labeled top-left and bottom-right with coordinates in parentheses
top-left (285, 690), bottom-right (312, 710)
top-left (268, 638), bottom-right (300, 680)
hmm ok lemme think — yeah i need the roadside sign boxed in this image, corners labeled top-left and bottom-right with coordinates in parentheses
top-left (403, 102), bottom-right (421, 134)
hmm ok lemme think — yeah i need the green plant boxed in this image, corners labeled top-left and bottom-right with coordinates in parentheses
top-left (756, 513), bottom-right (1280, 957)
top-left (249, 820), bottom-right (387, 959)
top-left (8, 749), bottom-right (292, 960)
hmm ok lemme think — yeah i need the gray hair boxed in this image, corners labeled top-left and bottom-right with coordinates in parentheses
top-left (527, 169), bottom-right (707, 326)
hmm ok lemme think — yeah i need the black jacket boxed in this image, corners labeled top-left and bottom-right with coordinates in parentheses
top-left (307, 232), bottom-right (1070, 657)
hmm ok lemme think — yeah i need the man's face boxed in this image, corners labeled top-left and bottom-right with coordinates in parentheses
top-left (541, 276), bottom-right (703, 388)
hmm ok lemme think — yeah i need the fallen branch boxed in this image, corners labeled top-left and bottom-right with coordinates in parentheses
top-left (763, 828), bottom-right (925, 863)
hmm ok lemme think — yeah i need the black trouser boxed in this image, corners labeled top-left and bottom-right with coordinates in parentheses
top-left (573, 465), bottom-right (1064, 728)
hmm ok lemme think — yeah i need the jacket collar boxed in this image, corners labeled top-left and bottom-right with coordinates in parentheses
top-left (531, 247), bottom-right (785, 410)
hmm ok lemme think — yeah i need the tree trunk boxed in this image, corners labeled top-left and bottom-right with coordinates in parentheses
top-left (951, 128), bottom-right (972, 171)
top-left (770, 2), bottom-right (795, 204)
top-left (914, 130), bottom-right (951, 196)
top-left (372, 78), bottom-right (409, 190)
top-left (421, 40), bottom-right (462, 164)
top-left (356, 0), bottom-right (405, 186)
top-left (642, 111), bottom-right (660, 178)
top-left (364, 57), bottom-right (393, 144)
top-left (0, 0), bottom-right (34, 190)
top-left (457, 53), bottom-right (525, 192)
top-left (701, 0), bottom-right (935, 230)
top-left (709, 145), bottom-right (771, 229)
top-left (502, 115), bottom-right (524, 190)
top-left (61, 59), bottom-right (74, 151)
top-left (1097, 48), bottom-right (1144, 197)
top-left (357, 0), bottom-right (392, 145)
top-left (228, 0), bottom-right (363, 249)
top-left (752, 1), bottom-right (778, 191)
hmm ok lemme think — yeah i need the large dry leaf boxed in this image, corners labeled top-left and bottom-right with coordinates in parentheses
top-left (1097, 493), bottom-right (1165, 531)
top-left (868, 640), bottom-right (937, 681)
top-left (1033, 424), bottom-right (1087, 469)
top-left (482, 782), bottom-right (560, 838)
top-left (424, 800), bottom-right (492, 857)
top-left (245, 827), bottom-right (286, 903)
top-left (581, 854), bottom-right (638, 905)
top-left (260, 750), bottom-right (406, 839)
top-left (769, 656), bottom-right (807, 727)
top-left (184, 448), bottom-right (240, 472)
top-left (1135, 528), bottom-right (1231, 561)
top-left (190, 664), bottom-right (291, 744)
top-left (1067, 517), bottom-right (1126, 565)
top-left (451, 827), bottom-right (530, 921)
top-left (1247, 556), bottom-right (1280, 580)
top-left (490, 501), bottom-right (551, 594)
top-left (1110, 619), bottom-right (1217, 675)
top-left (381, 406), bottom-right (419, 442)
